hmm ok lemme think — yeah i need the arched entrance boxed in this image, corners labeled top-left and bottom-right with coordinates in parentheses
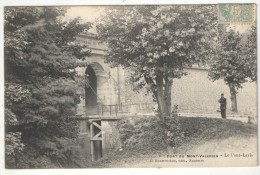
top-left (85, 65), bottom-right (102, 160)
top-left (85, 66), bottom-right (97, 115)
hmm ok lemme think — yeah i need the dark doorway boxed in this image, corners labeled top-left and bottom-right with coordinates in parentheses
top-left (85, 66), bottom-right (97, 115)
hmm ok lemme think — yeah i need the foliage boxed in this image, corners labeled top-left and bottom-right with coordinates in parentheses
top-left (118, 109), bottom-right (184, 154)
top-left (5, 132), bottom-right (24, 165)
top-left (158, 107), bottom-right (184, 148)
top-left (4, 7), bottom-right (91, 168)
top-left (244, 25), bottom-right (257, 82)
top-left (5, 84), bottom-right (30, 163)
top-left (118, 117), bottom-right (167, 155)
top-left (97, 5), bottom-right (218, 119)
top-left (118, 121), bottom-right (135, 143)
top-left (209, 26), bottom-right (248, 89)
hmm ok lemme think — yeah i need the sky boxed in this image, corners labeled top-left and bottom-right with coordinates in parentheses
top-left (64, 6), bottom-right (105, 33)
top-left (65, 6), bottom-right (104, 22)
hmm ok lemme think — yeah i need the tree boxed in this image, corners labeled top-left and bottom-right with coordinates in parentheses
top-left (97, 6), bottom-right (217, 148)
top-left (208, 26), bottom-right (256, 112)
top-left (244, 24), bottom-right (257, 82)
top-left (5, 7), bottom-right (91, 168)
top-left (97, 6), bottom-right (217, 120)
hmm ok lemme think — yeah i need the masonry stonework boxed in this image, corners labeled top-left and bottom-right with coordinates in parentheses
top-left (75, 32), bottom-right (125, 116)
top-left (101, 120), bottom-right (122, 155)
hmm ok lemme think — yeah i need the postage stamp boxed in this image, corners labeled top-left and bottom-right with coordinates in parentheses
top-left (218, 4), bottom-right (255, 23)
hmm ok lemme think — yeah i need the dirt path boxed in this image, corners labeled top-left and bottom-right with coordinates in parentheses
top-left (97, 135), bottom-right (257, 168)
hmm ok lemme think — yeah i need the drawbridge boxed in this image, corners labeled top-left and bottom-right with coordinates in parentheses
top-left (77, 103), bottom-right (155, 161)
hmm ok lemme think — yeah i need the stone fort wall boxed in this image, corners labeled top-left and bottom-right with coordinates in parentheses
top-left (76, 32), bottom-right (257, 116)
top-left (171, 68), bottom-right (257, 116)
top-left (123, 67), bottom-right (257, 116)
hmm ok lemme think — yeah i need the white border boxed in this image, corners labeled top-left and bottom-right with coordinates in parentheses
top-left (0, 0), bottom-right (259, 6)
top-left (0, 1), bottom-right (259, 175)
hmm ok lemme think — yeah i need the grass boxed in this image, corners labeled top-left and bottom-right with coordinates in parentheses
top-left (92, 116), bottom-right (257, 167)
top-left (180, 117), bottom-right (256, 139)
top-left (171, 117), bottom-right (257, 154)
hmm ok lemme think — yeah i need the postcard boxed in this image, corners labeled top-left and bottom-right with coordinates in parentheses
top-left (2, 2), bottom-right (258, 170)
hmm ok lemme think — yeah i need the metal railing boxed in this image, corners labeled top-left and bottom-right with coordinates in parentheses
top-left (97, 103), bottom-right (155, 116)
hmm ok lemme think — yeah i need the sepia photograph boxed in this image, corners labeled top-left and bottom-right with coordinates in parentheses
top-left (3, 3), bottom-right (258, 169)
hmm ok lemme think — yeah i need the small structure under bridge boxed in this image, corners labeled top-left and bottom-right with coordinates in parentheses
top-left (76, 103), bottom-right (155, 162)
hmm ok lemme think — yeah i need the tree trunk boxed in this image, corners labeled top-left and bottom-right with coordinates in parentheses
top-left (144, 73), bottom-right (178, 148)
top-left (228, 83), bottom-right (238, 113)
top-left (155, 73), bottom-right (173, 120)
top-left (143, 73), bottom-right (173, 119)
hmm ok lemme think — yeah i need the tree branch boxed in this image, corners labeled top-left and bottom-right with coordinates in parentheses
top-left (143, 74), bottom-right (158, 102)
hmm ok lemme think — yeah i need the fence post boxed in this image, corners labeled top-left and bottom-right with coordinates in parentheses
top-left (90, 122), bottom-right (94, 161)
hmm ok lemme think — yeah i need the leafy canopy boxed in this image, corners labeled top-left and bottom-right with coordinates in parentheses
top-left (97, 6), bottom-right (217, 93)
top-left (209, 25), bottom-right (256, 90)
top-left (97, 6), bottom-right (218, 146)
top-left (244, 25), bottom-right (257, 82)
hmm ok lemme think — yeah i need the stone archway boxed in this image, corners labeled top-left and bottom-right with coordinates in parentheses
top-left (84, 63), bottom-right (106, 161)
top-left (75, 62), bottom-right (109, 116)
top-left (84, 62), bottom-right (107, 115)
top-left (85, 66), bottom-right (98, 115)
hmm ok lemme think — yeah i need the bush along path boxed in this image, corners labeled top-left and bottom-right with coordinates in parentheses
top-left (92, 116), bottom-right (257, 168)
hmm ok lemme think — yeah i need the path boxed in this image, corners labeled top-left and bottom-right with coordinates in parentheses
top-left (96, 135), bottom-right (257, 168)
